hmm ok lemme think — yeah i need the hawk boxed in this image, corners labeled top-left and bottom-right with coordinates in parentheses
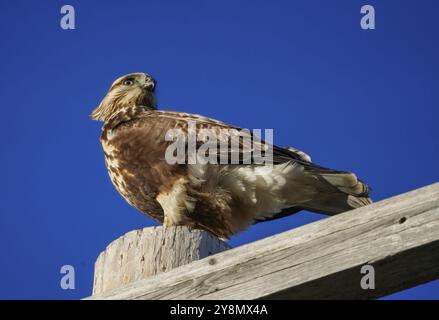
top-left (92, 73), bottom-right (372, 238)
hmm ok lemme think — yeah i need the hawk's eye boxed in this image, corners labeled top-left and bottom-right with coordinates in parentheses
top-left (123, 79), bottom-right (134, 86)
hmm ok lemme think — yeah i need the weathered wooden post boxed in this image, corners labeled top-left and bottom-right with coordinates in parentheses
top-left (87, 183), bottom-right (439, 300)
top-left (92, 226), bottom-right (230, 295)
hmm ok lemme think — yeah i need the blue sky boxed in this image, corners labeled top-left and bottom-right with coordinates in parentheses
top-left (0, 0), bottom-right (438, 299)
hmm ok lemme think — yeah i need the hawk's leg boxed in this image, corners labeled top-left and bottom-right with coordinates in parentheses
top-left (156, 177), bottom-right (195, 227)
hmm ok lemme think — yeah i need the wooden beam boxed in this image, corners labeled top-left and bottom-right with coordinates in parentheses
top-left (87, 182), bottom-right (439, 300)
top-left (93, 227), bottom-right (230, 295)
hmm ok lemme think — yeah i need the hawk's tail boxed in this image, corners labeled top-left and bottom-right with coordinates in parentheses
top-left (300, 165), bottom-right (372, 215)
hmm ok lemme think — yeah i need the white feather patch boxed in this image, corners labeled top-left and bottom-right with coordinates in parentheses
top-left (156, 177), bottom-right (192, 225)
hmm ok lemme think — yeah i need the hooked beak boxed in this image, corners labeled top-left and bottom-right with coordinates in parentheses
top-left (144, 78), bottom-right (156, 92)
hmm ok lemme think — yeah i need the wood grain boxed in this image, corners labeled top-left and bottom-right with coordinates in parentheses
top-left (88, 182), bottom-right (439, 300)
top-left (92, 226), bottom-right (230, 295)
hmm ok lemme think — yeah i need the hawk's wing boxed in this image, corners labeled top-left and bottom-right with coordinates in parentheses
top-left (114, 109), bottom-right (312, 166)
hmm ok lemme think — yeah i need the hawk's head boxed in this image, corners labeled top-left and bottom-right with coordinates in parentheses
top-left (91, 73), bottom-right (156, 122)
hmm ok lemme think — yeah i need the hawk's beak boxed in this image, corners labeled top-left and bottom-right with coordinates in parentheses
top-left (144, 79), bottom-right (156, 92)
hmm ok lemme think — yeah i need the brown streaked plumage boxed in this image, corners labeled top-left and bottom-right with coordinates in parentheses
top-left (92, 73), bottom-right (372, 238)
